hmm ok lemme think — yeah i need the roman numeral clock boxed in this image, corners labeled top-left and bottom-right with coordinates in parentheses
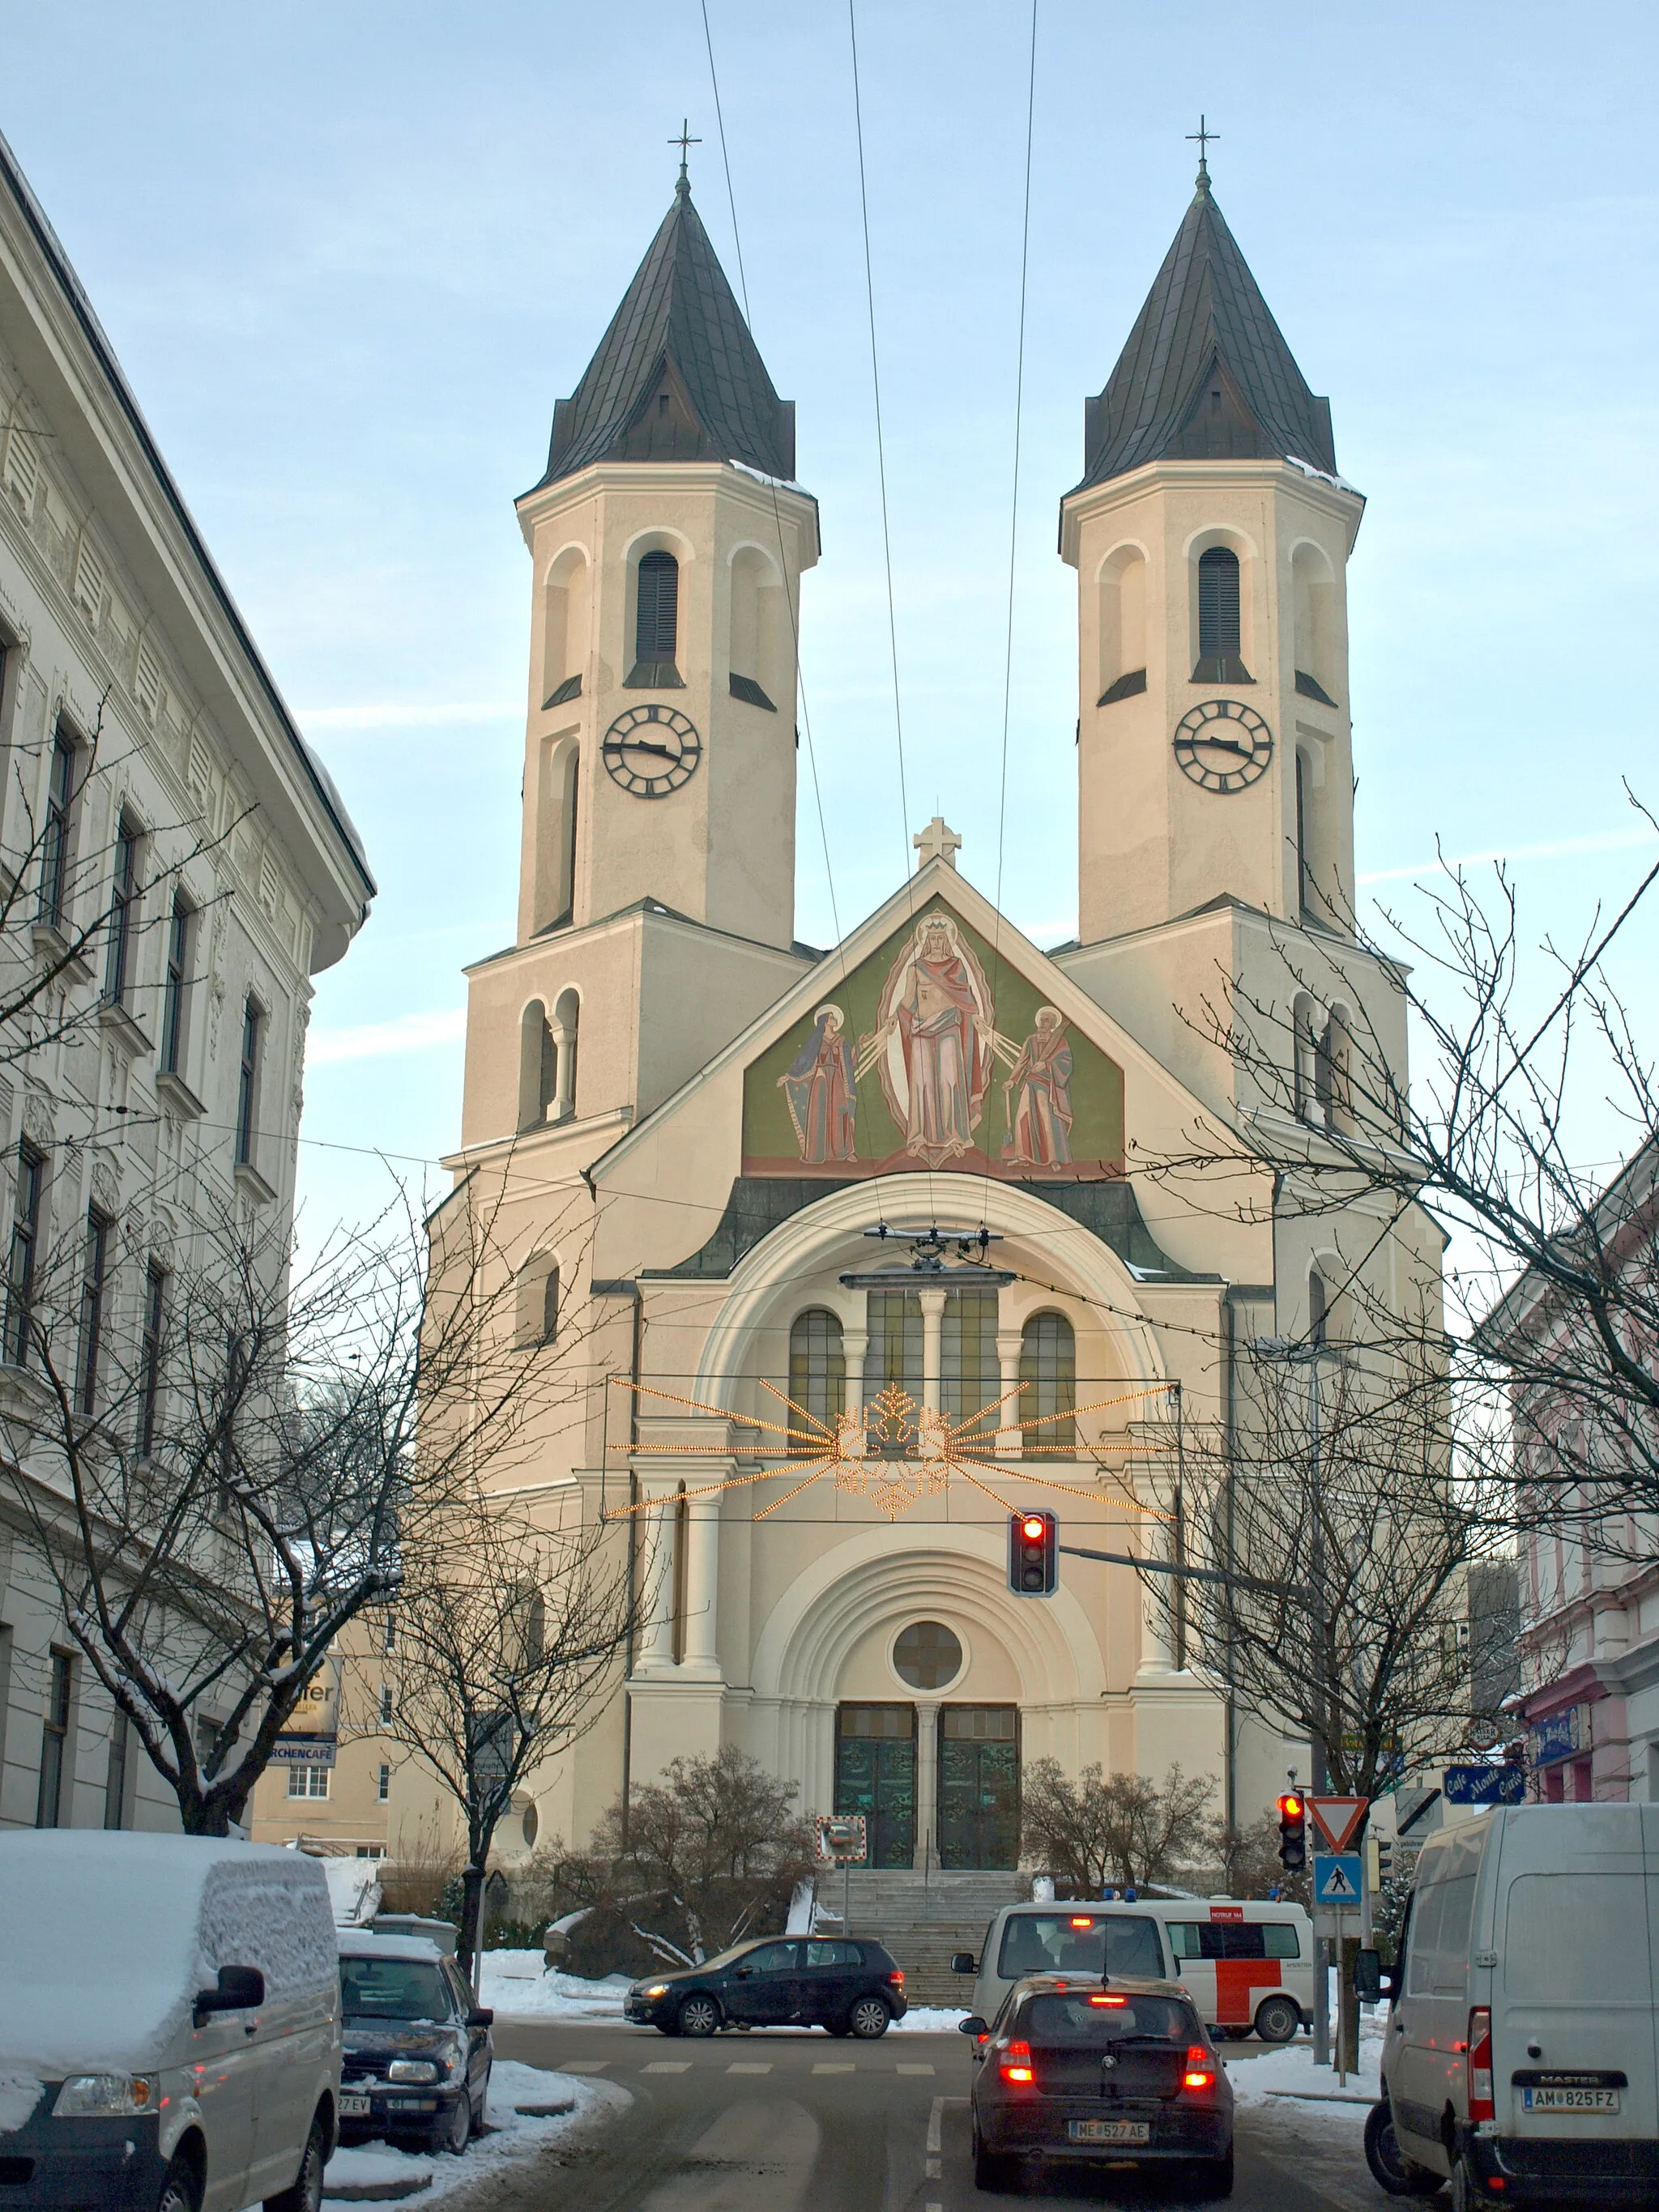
top-left (1172, 699), bottom-right (1273, 794)
top-left (602, 704), bottom-right (703, 798)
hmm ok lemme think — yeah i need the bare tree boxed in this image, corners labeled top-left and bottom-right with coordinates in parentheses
top-left (1021, 1759), bottom-right (1214, 1893)
top-left (2, 1173), bottom-right (601, 1838)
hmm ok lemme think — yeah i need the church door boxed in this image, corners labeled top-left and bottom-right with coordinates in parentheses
top-left (937, 1706), bottom-right (1020, 1869)
top-left (834, 1704), bottom-right (916, 1869)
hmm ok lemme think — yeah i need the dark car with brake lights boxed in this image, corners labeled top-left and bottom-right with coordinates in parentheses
top-left (335, 1931), bottom-right (493, 2155)
top-left (625, 1936), bottom-right (907, 2037)
top-left (964, 1972), bottom-right (1234, 2197)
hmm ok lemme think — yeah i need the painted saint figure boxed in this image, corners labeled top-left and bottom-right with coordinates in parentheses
top-left (1002, 1006), bottom-right (1074, 1169)
top-left (862, 913), bottom-right (996, 1167)
top-left (779, 1004), bottom-right (857, 1163)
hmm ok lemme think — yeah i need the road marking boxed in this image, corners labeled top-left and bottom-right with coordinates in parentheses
top-left (927, 2095), bottom-right (944, 2154)
top-left (926, 2158), bottom-right (941, 2178)
top-left (559, 2061), bottom-right (611, 2073)
top-left (896, 2063), bottom-right (935, 2075)
top-left (642, 2061), bottom-right (693, 2073)
top-left (812, 2062), bottom-right (855, 2073)
top-left (726, 2062), bottom-right (773, 2073)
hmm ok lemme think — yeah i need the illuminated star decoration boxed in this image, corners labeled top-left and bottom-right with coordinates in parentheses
top-left (603, 1377), bottom-right (1175, 1523)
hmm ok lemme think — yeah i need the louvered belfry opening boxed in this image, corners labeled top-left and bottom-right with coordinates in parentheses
top-left (1193, 544), bottom-right (1251, 684)
top-left (629, 550), bottom-right (681, 688)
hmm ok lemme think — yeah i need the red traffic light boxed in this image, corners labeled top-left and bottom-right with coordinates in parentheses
top-left (1021, 1515), bottom-right (1046, 1541)
top-left (1277, 1792), bottom-right (1303, 1820)
top-left (1276, 1791), bottom-right (1307, 1873)
top-left (1007, 1510), bottom-right (1058, 1597)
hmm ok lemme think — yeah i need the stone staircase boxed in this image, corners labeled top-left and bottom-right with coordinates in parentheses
top-left (817, 1869), bottom-right (1031, 2005)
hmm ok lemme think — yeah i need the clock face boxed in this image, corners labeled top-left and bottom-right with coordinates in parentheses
top-left (1173, 699), bottom-right (1274, 793)
top-left (601, 704), bottom-right (703, 799)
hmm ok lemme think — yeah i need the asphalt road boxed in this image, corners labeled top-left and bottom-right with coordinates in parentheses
top-left (484, 2020), bottom-right (1392, 2212)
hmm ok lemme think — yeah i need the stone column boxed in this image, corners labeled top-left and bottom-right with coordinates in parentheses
top-left (633, 1476), bottom-right (678, 1675)
top-left (842, 1328), bottom-right (868, 1457)
top-left (681, 1493), bottom-right (721, 1677)
top-left (915, 1702), bottom-right (940, 1873)
top-left (919, 1289), bottom-right (947, 1413)
top-left (550, 1014), bottom-right (576, 1123)
top-left (996, 1330), bottom-right (1023, 1456)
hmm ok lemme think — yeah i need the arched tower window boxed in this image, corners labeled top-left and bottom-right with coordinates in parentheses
top-left (728, 546), bottom-right (782, 711)
top-left (1194, 545), bottom-right (1251, 684)
top-left (541, 1264), bottom-right (560, 1344)
top-left (1295, 749), bottom-right (1313, 921)
top-left (518, 1000), bottom-right (555, 1131)
top-left (1096, 546), bottom-right (1148, 706)
top-left (552, 987), bottom-right (580, 1123)
top-left (788, 1308), bottom-right (846, 1455)
top-left (1316, 1008), bottom-right (1350, 1135)
top-left (1019, 1311), bottom-right (1077, 1451)
top-left (1308, 1267), bottom-right (1328, 1349)
top-left (542, 548), bottom-right (589, 708)
top-left (629, 550), bottom-right (680, 687)
top-left (1292, 541), bottom-right (1337, 705)
top-left (1292, 995), bottom-right (1319, 1121)
top-left (554, 745), bottom-right (579, 926)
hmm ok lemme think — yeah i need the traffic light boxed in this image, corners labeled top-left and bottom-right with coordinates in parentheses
top-left (1276, 1791), bottom-right (1307, 1872)
top-left (1008, 1510), bottom-right (1058, 1596)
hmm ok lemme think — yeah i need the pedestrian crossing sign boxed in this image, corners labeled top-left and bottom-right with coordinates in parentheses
top-left (1312, 1852), bottom-right (1364, 1907)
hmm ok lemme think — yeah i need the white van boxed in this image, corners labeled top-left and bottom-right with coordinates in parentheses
top-left (1372, 1803), bottom-right (1659, 2206)
top-left (954, 1897), bottom-right (1313, 2043)
top-left (0, 1832), bottom-right (341, 2212)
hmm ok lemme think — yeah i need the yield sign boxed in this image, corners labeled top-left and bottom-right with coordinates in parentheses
top-left (1308, 1796), bottom-right (1368, 1852)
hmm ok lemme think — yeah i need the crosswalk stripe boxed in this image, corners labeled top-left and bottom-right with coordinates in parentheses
top-left (726, 2062), bottom-right (773, 2073)
top-left (558, 2061), bottom-right (611, 2074)
top-left (896, 2063), bottom-right (935, 2075)
top-left (642, 2061), bottom-right (692, 2073)
top-left (812, 2062), bottom-right (855, 2074)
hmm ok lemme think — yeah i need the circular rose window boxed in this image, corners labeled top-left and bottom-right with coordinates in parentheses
top-left (893, 1620), bottom-right (963, 1690)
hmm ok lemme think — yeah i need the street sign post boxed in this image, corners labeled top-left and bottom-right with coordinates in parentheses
top-left (815, 1813), bottom-right (868, 1938)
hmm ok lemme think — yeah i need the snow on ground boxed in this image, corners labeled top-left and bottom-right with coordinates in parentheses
top-left (1227, 2012), bottom-right (1384, 2109)
top-left (322, 2064), bottom-right (629, 2203)
top-left (480, 1951), bottom-right (968, 2034)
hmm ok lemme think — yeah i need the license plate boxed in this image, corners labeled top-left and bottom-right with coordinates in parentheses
top-left (1068, 2120), bottom-right (1150, 2144)
top-left (1523, 2086), bottom-right (1620, 2113)
top-left (386, 2099), bottom-right (433, 2112)
top-left (339, 2095), bottom-right (371, 2118)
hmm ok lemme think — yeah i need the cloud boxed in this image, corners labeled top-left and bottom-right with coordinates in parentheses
top-left (1359, 825), bottom-right (1659, 888)
top-left (296, 701), bottom-right (519, 731)
top-left (307, 1008), bottom-right (467, 1067)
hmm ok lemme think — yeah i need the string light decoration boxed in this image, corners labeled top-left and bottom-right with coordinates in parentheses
top-left (603, 1375), bottom-right (1175, 1524)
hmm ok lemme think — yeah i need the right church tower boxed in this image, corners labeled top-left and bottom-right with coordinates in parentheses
top-left (1060, 151), bottom-right (1362, 948)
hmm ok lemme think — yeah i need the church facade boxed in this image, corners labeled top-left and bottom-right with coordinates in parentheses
top-left (408, 156), bottom-right (1431, 1875)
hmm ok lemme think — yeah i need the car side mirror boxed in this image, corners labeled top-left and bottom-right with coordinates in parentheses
top-left (959, 2015), bottom-right (989, 2038)
top-left (735, 1967), bottom-right (756, 1978)
top-left (950, 1952), bottom-right (979, 1975)
top-left (1353, 1949), bottom-right (1383, 2004)
top-left (194, 1964), bottom-right (265, 2020)
top-left (467, 2008), bottom-right (494, 2029)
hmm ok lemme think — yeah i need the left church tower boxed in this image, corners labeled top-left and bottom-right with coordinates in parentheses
top-left (459, 164), bottom-right (818, 1151)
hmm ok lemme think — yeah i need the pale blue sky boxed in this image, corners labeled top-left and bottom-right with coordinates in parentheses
top-left (3, 2), bottom-right (1656, 1236)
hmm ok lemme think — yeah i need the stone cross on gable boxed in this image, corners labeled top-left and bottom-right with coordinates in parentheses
top-left (913, 816), bottom-right (962, 868)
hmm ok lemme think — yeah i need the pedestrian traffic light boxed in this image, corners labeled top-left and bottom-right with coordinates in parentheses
top-left (1277, 1791), bottom-right (1307, 1873)
top-left (1008, 1510), bottom-right (1058, 1596)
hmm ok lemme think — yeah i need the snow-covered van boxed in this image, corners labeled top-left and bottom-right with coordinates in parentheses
top-left (954, 1898), bottom-right (1313, 2043)
top-left (1372, 1803), bottom-right (1659, 2205)
top-left (0, 1834), bottom-right (341, 2212)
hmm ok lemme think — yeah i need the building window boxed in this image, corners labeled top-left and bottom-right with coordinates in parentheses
top-left (378, 1684), bottom-right (394, 1725)
top-left (160, 895), bottom-right (192, 1076)
top-left (287, 1763), bottom-right (331, 1800)
top-left (104, 816), bottom-right (139, 1006)
top-left (39, 725), bottom-right (76, 929)
top-left (941, 1288), bottom-right (1000, 1438)
top-left (787, 1308), bottom-right (846, 1453)
top-left (1193, 546), bottom-right (1251, 684)
top-left (104, 1710), bottom-right (130, 1829)
top-left (36, 1651), bottom-right (74, 1828)
top-left (1019, 1311), bottom-right (1077, 1451)
top-left (78, 1207), bottom-right (112, 1416)
top-left (628, 551), bottom-right (683, 685)
top-left (866, 1289), bottom-right (922, 1455)
top-left (541, 1264), bottom-right (560, 1344)
top-left (518, 999), bottom-right (555, 1132)
top-left (138, 1261), bottom-right (168, 1457)
top-left (1295, 752), bottom-right (1313, 921)
top-left (1315, 1010), bottom-right (1347, 1134)
top-left (377, 1763), bottom-right (390, 1803)
top-left (1309, 1268), bottom-right (1328, 1349)
top-left (6, 1142), bottom-right (44, 1366)
top-left (235, 998), bottom-right (262, 1166)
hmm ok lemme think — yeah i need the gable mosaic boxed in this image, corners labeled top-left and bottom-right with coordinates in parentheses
top-left (743, 903), bottom-right (1125, 1180)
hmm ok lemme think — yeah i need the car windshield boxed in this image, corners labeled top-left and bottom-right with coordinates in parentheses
top-left (340, 1957), bottom-right (454, 2023)
top-left (694, 1941), bottom-right (766, 1974)
top-left (1022, 1994), bottom-right (1196, 2046)
top-left (996, 1913), bottom-right (1163, 1981)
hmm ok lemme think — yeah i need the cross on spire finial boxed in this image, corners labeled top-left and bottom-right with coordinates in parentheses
top-left (670, 118), bottom-right (702, 195)
top-left (1187, 113), bottom-right (1219, 194)
top-left (913, 816), bottom-right (962, 869)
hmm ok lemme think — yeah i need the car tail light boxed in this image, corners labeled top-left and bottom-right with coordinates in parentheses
top-left (1088, 1995), bottom-right (1128, 2007)
top-left (1069, 1916), bottom-right (1094, 1929)
top-left (888, 1970), bottom-right (905, 1985)
top-left (1467, 2007), bottom-right (1494, 2124)
top-left (1000, 2039), bottom-right (1035, 2085)
top-left (1182, 2044), bottom-right (1216, 2092)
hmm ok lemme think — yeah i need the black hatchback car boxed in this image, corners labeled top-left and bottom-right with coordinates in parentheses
top-left (965, 1974), bottom-right (1234, 2197)
top-left (336, 1932), bottom-right (495, 2154)
top-left (625, 1936), bottom-right (907, 2037)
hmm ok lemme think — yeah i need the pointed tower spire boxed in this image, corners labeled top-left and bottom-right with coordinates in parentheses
top-left (1075, 166), bottom-right (1335, 491)
top-left (533, 174), bottom-right (795, 491)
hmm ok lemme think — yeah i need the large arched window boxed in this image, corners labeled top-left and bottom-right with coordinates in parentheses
top-left (629, 550), bottom-right (681, 687)
top-left (788, 1308), bottom-right (845, 1454)
top-left (1194, 545), bottom-right (1251, 684)
top-left (1019, 1311), bottom-right (1077, 1451)
top-left (518, 1000), bottom-right (555, 1131)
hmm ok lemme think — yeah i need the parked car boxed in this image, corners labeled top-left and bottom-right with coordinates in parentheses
top-left (0, 1831), bottom-right (340, 2212)
top-left (335, 1931), bottom-right (493, 2154)
top-left (1366, 1802), bottom-right (1659, 2206)
top-left (624, 1936), bottom-right (907, 2036)
top-left (953, 1898), bottom-right (1312, 2044)
top-left (964, 1971), bottom-right (1234, 2196)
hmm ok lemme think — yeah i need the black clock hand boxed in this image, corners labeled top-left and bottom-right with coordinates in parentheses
top-left (1194, 736), bottom-right (1250, 757)
top-left (620, 739), bottom-right (678, 760)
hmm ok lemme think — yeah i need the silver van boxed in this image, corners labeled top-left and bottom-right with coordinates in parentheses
top-left (0, 1833), bottom-right (341, 2212)
top-left (1368, 1803), bottom-right (1659, 2206)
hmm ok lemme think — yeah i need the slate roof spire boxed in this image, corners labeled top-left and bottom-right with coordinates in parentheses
top-left (534, 178), bottom-right (795, 491)
top-left (1075, 172), bottom-right (1336, 492)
